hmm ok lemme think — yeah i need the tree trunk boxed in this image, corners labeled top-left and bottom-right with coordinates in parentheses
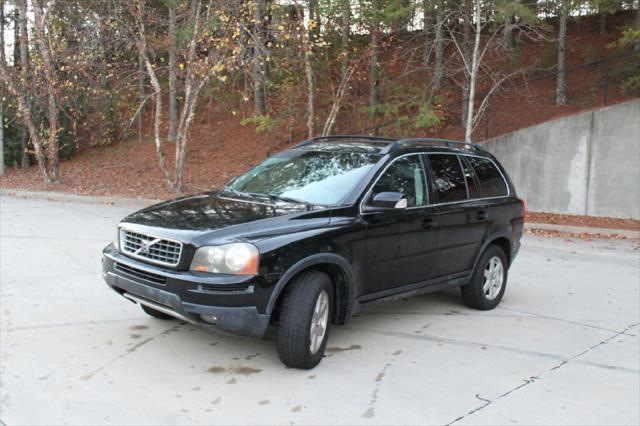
top-left (320, 0), bottom-right (351, 136)
top-left (136, 0), bottom-right (173, 189)
top-left (295, 3), bottom-right (315, 137)
top-left (173, 0), bottom-right (203, 193)
top-left (556, 4), bottom-right (568, 105)
top-left (340, 0), bottom-right (350, 83)
top-left (98, 17), bottom-right (115, 143)
top-left (252, 0), bottom-right (266, 115)
top-left (308, 0), bottom-right (319, 40)
top-left (432, 0), bottom-right (444, 91)
top-left (503, 0), bottom-right (519, 50)
top-left (598, 4), bottom-right (607, 35)
top-left (168, 3), bottom-right (178, 143)
top-left (461, 0), bottom-right (472, 128)
top-left (138, 54), bottom-right (145, 143)
top-left (0, 1), bottom-right (4, 176)
top-left (369, 11), bottom-right (380, 133)
top-left (322, 65), bottom-right (355, 136)
top-left (18, 0), bottom-right (29, 168)
top-left (32, 0), bottom-right (59, 182)
top-left (465, 0), bottom-right (481, 143)
top-left (635, 6), bottom-right (640, 53)
top-left (423, 0), bottom-right (433, 67)
top-left (0, 0), bottom-right (49, 182)
top-left (0, 100), bottom-right (3, 176)
top-left (12, 8), bottom-right (18, 71)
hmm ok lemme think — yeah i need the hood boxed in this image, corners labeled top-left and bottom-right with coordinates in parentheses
top-left (120, 191), bottom-right (326, 237)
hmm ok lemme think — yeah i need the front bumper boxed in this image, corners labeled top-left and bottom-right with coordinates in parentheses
top-left (102, 244), bottom-right (271, 337)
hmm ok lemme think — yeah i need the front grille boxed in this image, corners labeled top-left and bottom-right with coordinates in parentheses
top-left (114, 262), bottom-right (167, 285)
top-left (120, 229), bottom-right (182, 267)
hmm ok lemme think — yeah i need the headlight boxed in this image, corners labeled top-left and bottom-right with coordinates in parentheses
top-left (190, 243), bottom-right (259, 275)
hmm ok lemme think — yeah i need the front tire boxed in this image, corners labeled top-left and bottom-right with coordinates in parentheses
top-left (461, 244), bottom-right (508, 310)
top-left (276, 271), bottom-right (333, 369)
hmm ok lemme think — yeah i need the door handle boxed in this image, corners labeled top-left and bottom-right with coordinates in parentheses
top-left (422, 218), bottom-right (435, 229)
top-left (476, 210), bottom-right (488, 221)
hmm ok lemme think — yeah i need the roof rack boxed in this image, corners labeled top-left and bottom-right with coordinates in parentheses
top-left (382, 138), bottom-right (485, 154)
top-left (294, 134), bottom-right (397, 148)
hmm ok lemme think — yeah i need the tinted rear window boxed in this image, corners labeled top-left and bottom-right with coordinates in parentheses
top-left (466, 156), bottom-right (508, 198)
top-left (427, 154), bottom-right (468, 203)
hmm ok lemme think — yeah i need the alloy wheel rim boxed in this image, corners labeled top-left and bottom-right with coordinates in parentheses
top-left (309, 290), bottom-right (329, 355)
top-left (483, 256), bottom-right (504, 300)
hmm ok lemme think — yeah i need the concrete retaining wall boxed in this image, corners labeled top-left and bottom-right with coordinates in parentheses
top-left (481, 99), bottom-right (640, 219)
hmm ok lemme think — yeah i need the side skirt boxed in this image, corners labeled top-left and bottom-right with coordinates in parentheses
top-left (352, 271), bottom-right (472, 313)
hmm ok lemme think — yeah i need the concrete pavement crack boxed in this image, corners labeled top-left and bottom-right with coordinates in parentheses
top-left (446, 321), bottom-right (640, 425)
top-left (78, 323), bottom-right (184, 381)
top-left (498, 306), bottom-right (637, 336)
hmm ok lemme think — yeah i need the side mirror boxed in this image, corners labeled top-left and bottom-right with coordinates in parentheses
top-left (367, 191), bottom-right (408, 210)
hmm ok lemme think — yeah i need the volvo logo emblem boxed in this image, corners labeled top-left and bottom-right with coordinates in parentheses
top-left (135, 238), bottom-right (160, 256)
top-left (140, 241), bottom-right (151, 254)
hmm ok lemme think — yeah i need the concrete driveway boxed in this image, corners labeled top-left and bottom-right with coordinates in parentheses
top-left (1, 195), bottom-right (638, 426)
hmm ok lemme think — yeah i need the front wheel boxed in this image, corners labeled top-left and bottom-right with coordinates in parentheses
top-left (461, 244), bottom-right (508, 310)
top-left (276, 271), bottom-right (333, 369)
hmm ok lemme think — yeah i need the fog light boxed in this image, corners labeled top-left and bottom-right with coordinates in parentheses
top-left (200, 314), bottom-right (218, 324)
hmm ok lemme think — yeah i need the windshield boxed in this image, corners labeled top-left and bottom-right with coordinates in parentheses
top-left (226, 150), bottom-right (381, 205)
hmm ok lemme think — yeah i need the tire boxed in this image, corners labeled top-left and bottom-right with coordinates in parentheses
top-left (461, 244), bottom-right (509, 310)
top-left (141, 304), bottom-right (174, 320)
top-left (276, 271), bottom-right (333, 369)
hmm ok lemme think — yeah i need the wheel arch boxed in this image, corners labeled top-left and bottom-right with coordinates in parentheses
top-left (266, 253), bottom-right (356, 325)
top-left (479, 234), bottom-right (512, 266)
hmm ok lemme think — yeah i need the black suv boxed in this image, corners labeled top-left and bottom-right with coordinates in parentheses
top-left (102, 136), bottom-right (524, 369)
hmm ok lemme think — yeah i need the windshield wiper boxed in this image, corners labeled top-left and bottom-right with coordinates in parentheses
top-left (223, 188), bottom-right (315, 207)
top-left (222, 186), bottom-right (248, 197)
top-left (266, 193), bottom-right (314, 206)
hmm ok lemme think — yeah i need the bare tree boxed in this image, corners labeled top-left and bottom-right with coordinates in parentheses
top-left (0, 0), bottom-right (4, 176)
top-left (445, 0), bottom-right (542, 142)
top-left (32, 0), bottom-right (60, 181)
top-left (0, 0), bottom-right (61, 183)
top-left (461, 0), bottom-right (472, 128)
top-left (369, 0), bottom-right (380, 132)
top-left (340, 0), bottom-right (350, 83)
top-left (295, 1), bottom-right (315, 138)
top-left (322, 0), bottom-right (353, 136)
top-left (556, 0), bottom-right (568, 105)
top-left (465, 0), bottom-right (481, 142)
top-left (636, 5), bottom-right (640, 53)
top-left (135, 0), bottom-right (234, 192)
top-left (503, 0), bottom-right (521, 50)
top-left (252, 0), bottom-right (267, 115)
top-left (168, 1), bottom-right (178, 143)
top-left (0, 99), bottom-right (3, 176)
top-left (432, 0), bottom-right (444, 91)
top-left (423, 0), bottom-right (433, 67)
top-left (322, 65), bottom-right (356, 136)
top-left (18, 0), bottom-right (29, 167)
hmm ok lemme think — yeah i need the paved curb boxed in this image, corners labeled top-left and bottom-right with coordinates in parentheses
top-left (0, 189), bottom-right (160, 208)
top-left (2, 188), bottom-right (638, 239)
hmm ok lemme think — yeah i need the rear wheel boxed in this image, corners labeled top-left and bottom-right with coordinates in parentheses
top-left (461, 244), bottom-right (508, 310)
top-left (276, 271), bottom-right (333, 369)
top-left (141, 304), bottom-right (174, 320)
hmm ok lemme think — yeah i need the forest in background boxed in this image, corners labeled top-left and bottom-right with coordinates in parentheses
top-left (0, 0), bottom-right (638, 195)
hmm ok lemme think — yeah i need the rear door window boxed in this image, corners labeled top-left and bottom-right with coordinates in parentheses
top-left (426, 154), bottom-right (468, 203)
top-left (466, 156), bottom-right (508, 198)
